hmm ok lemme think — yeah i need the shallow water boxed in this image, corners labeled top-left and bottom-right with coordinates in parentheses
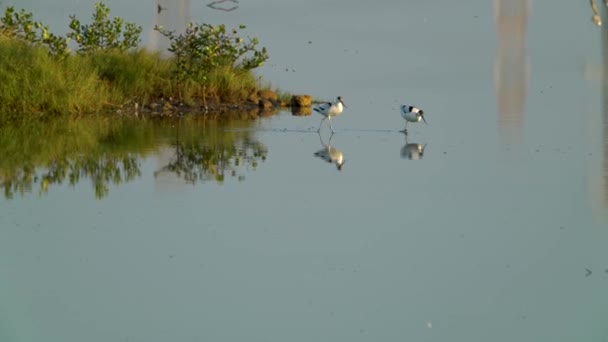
top-left (2, 0), bottom-right (608, 341)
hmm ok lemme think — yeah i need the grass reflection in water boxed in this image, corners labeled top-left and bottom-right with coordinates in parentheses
top-left (0, 115), bottom-right (267, 199)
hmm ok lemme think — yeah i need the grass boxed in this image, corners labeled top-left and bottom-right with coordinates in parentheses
top-left (85, 49), bottom-right (174, 105)
top-left (0, 38), bottom-right (108, 121)
top-left (0, 37), bottom-right (286, 123)
top-left (205, 66), bottom-right (259, 103)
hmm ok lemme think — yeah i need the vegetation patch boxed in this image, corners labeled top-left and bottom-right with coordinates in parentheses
top-left (0, 2), bottom-right (287, 122)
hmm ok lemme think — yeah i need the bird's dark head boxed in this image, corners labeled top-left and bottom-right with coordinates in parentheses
top-left (337, 96), bottom-right (345, 106)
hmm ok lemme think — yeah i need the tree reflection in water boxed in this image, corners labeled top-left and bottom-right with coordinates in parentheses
top-left (0, 115), bottom-right (267, 199)
top-left (1, 155), bottom-right (141, 199)
top-left (154, 117), bottom-right (267, 184)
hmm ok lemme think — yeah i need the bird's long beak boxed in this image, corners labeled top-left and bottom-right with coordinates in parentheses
top-left (421, 114), bottom-right (427, 125)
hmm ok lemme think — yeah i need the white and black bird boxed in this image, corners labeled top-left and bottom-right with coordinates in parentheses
top-left (400, 105), bottom-right (427, 133)
top-left (314, 96), bottom-right (346, 133)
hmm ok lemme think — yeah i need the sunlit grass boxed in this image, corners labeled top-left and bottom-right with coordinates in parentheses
top-left (86, 49), bottom-right (174, 105)
top-left (0, 37), bottom-right (288, 122)
top-left (0, 38), bottom-right (108, 120)
top-left (205, 66), bottom-right (259, 103)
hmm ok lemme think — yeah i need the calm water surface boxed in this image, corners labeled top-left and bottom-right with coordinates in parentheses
top-left (1, 0), bottom-right (608, 341)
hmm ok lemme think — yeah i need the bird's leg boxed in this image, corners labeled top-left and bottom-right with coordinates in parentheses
top-left (317, 117), bottom-right (326, 132)
top-left (317, 131), bottom-right (327, 147)
top-left (328, 117), bottom-right (335, 133)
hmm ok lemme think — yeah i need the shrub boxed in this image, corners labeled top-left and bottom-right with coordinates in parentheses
top-left (0, 6), bottom-right (69, 58)
top-left (155, 23), bottom-right (268, 87)
top-left (67, 2), bottom-right (142, 53)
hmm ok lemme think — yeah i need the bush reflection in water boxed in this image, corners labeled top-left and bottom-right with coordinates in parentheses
top-left (0, 115), bottom-right (267, 199)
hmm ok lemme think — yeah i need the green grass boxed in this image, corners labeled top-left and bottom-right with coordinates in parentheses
top-left (85, 49), bottom-right (174, 104)
top-left (0, 38), bottom-right (108, 120)
top-left (204, 66), bottom-right (259, 103)
top-left (0, 37), bottom-right (288, 122)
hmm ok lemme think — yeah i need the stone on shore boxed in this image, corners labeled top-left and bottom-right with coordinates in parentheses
top-left (247, 92), bottom-right (259, 104)
top-left (257, 89), bottom-right (278, 102)
top-left (258, 99), bottom-right (274, 109)
top-left (291, 95), bottom-right (312, 107)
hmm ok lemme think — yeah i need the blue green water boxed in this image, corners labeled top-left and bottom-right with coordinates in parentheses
top-left (1, 0), bottom-right (607, 341)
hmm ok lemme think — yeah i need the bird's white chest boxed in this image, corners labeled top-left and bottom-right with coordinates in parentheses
top-left (401, 111), bottom-right (420, 122)
top-left (328, 102), bottom-right (343, 116)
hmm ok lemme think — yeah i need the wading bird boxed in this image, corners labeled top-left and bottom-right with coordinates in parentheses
top-left (314, 96), bottom-right (346, 133)
top-left (400, 105), bottom-right (427, 134)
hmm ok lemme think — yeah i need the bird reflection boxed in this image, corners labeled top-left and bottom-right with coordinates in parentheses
top-left (400, 133), bottom-right (426, 160)
top-left (590, 0), bottom-right (603, 26)
top-left (313, 132), bottom-right (345, 170)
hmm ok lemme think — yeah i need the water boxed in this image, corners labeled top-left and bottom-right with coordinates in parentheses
top-left (1, 0), bottom-right (608, 341)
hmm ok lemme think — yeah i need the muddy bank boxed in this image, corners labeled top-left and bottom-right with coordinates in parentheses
top-left (117, 92), bottom-right (315, 119)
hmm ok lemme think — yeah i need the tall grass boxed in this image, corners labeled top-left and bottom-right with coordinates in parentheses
top-left (86, 49), bottom-right (173, 104)
top-left (205, 66), bottom-right (259, 103)
top-left (0, 38), bottom-right (108, 120)
top-left (0, 38), bottom-right (282, 122)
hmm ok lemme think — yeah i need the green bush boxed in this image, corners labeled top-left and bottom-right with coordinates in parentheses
top-left (0, 2), bottom-right (279, 116)
top-left (155, 23), bottom-right (268, 86)
top-left (67, 2), bottom-right (142, 53)
top-left (0, 6), bottom-right (38, 41)
top-left (0, 6), bottom-right (69, 58)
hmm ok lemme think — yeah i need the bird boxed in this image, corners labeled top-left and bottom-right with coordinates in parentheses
top-left (314, 132), bottom-right (345, 170)
top-left (314, 96), bottom-right (346, 133)
top-left (400, 105), bottom-right (427, 133)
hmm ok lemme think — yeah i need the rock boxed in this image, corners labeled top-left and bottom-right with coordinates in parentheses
top-left (257, 89), bottom-right (278, 102)
top-left (291, 95), bottom-right (312, 107)
top-left (258, 99), bottom-right (273, 109)
top-left (247, 92), bottom-right (259, 104)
